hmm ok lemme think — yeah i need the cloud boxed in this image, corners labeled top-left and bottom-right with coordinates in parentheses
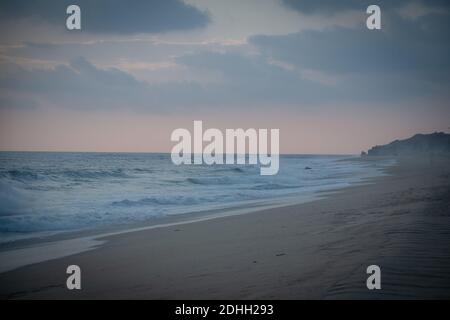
top-left (0, 57), bottom-right (226, 111)
top-left (177, 49), bottom-right (444, 105)
top-left (250, 10), bottom-right (450, 82)
top-left (2, 2), bottom-right (450, 114)
top-left (0, 0), bottom-right (209, 34)
top-left (0, 54), bottom-right (340, 111)
top-left (174, 8), bottom-right (450, 104)
top-left (0, 37), bottom-right (245, 72)
top-left (281, 0), bottom-right (449, 14)
top-left (178, 51), bottom-right (317, 103)
top-left (2, 39), bottom-right (448, 115)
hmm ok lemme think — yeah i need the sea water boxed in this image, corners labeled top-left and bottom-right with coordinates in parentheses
top-left (0, 152), bottom-right (393, 243)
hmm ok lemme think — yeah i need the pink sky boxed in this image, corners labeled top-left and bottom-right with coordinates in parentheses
top-left (1, 103), bottom-right (448, 154)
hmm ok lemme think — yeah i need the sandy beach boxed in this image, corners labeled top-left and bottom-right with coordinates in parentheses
top-left (0, 157), bottom-right (449, 299)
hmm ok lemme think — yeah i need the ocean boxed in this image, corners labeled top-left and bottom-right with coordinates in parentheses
top-left (0, 152), bottom-right (393, 243)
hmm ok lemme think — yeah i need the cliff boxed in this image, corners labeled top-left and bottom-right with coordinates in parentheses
top-left (365, 132), bottom-right (450, 156)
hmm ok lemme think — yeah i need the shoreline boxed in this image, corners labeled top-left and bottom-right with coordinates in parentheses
top-left (0, 154), bottom-right (392, 248)
top-left (0, 157), bottom-right (391, 269)
top-left (0, 198), bottom-right (323, 274)
top-left (1, 156), bottom-right (449, 299)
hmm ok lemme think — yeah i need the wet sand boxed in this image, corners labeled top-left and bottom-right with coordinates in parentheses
top-left (1, 157), bottom-right (449, 299)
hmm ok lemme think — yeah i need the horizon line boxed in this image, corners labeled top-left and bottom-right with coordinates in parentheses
top-left (0, 150), bottom-right (358, 156)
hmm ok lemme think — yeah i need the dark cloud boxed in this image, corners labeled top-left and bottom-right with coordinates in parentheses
top-left (242, 7), bottom-right (450, 105)
top-left (178, 51), bottom-right (319, 104)
top-left (0, 0), bottom-right (209, 34)
top-left (0, 57), bottom-right (219, 111)
top-left (283, 0), bottom-right (373, 14)
top-left (0, 54), bottom-right (337, 111)
top-left (177, 50), bottom-right (445, 105)
top-left (1, 39), bottom-right (447, 114)
top-left (2, 3), bottom-right (450, 113)
top-left (250, 11), bottom-right (450, 82)
top-left (0, 57), bottom-right (143, 92)
top-left (0, 92), bottom-right (39, 110)
top-left (282, 0), bottom-right (449, 14)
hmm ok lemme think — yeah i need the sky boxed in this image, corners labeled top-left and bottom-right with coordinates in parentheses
top-left (0, 0), bottom-right (449, 154)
